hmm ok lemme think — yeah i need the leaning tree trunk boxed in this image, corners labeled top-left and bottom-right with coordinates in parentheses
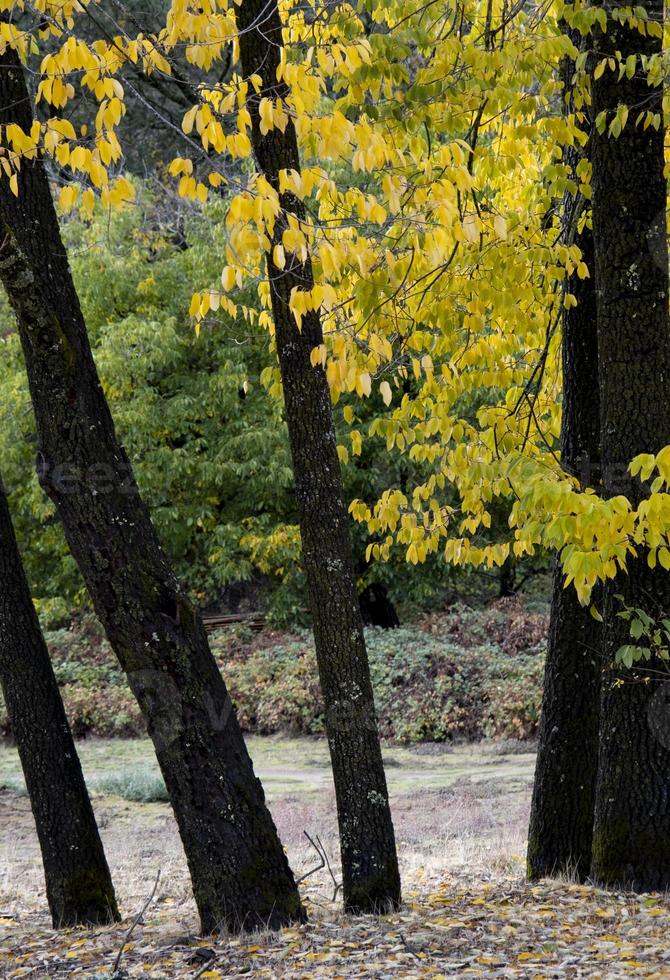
top-left (0, 45), bottom-right (302, 933)
top-left (527, 37), bottom-right (602, 881)
top-left (0, 479), bottom-right (118, 927)
top-left (235, 0), bottom-right (401, 913)
top-left (589, 0), bottom-right (670, 890)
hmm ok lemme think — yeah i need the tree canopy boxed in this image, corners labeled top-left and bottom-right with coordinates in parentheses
top-left (1, 0), bottom-right (665, 613)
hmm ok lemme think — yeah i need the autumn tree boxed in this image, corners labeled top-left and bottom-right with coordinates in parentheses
top-left (588, 0), bottom-right (670, 889)
top-left (527, 31), bottom-right (601, 882)
top-left (233, 0), bottom-right (400, 912)
top-left (0, 39), bottom-right (303, 934)
top-left (10, 0), bottom-right (670, 901)
top-left (0, 478), bottom-right (118, 926)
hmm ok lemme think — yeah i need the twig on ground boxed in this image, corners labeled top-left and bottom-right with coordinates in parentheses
top-left (295, 832), bottom-right (342, 901)
top-left (296, 830), bottom-right (326, 885)
top-left (318, 834), bottom-right (342, 903)
top-left (192, 952), bottom-right (222, 979)
top-left (111, 870), bottom-right (161, 977)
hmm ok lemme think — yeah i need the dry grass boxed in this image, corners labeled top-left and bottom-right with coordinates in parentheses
top-left (0, 739), bottom-right (532, 960)
top-left (0, 743), bottom-right (533, 915)
top-left (3, 740), bottom-right (670, 976)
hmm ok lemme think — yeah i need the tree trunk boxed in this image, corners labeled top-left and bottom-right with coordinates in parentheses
top-left (527, 38), bottom-right (602, 881)
top-left (498, 556), bottom-right (516, 598)
top-left (0, 479), bottom-right (118, 926)
top-left (235, 0), bottom-right (401, 912)
top-left (359, 584), bottom-right (400, 629)
top-left (0, 45), bottom-right (303, 933)
top-left (589, 0), bottom-right (670, 890)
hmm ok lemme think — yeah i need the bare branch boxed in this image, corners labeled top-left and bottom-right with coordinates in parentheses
top-left (295, 830), bottom-right (326, 885)
top-left (111, 870), bottom-right (161, 978)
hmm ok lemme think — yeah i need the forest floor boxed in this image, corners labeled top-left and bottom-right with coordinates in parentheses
top-left (1, 738), bottom-right (670, 977)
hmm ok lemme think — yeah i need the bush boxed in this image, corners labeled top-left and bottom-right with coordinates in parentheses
top-left (93, 769), bottom-right (170, 803)
top-left (0, 600), bottom-right (546, 743)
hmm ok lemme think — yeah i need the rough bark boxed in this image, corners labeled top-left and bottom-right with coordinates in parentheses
top-left (527, 39), bottom-right (602, 881)
top-left (589, 0), bottom-right (670, 890)
top-left (234, 0), bottom-right (401, 912)
top-left (0, 479), bottom-right (118, 926)
top-left (0, 45), bottom-right (303, 933)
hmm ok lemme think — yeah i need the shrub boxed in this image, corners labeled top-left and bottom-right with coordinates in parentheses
top-left (93, 769), bottom-right (170, 803)
top-left (0, 600), bottom-right (546, 743)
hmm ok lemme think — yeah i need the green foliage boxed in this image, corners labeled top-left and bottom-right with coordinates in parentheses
top-left (0, 602), bottom-right (545, 742)
top-left (614, 595), bottom-right (670, 670)
top-left (0, 186), bottom-right (542, 624)
top-left (0, 187), bottom-right (465, 624)
top-left (0, 191), bottom-right (298, 620)
top-left (93, 769), bottom-right (170, 803)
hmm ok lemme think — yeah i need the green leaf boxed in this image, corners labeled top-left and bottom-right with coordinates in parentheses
top-left (630, 619), bottom-right (644, 639)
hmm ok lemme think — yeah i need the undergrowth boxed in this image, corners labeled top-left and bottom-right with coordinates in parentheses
top-left (0, 599), bottom-right (546, 743)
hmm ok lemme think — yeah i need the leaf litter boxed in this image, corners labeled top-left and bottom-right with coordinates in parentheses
top-left (2, 869), bottom-right (670, 978)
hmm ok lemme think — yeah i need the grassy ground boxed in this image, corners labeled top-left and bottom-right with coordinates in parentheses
top-left (0, 737), bottom-right (536, 912)
top-left (0, 738), bottom-right (534, 969)
top-left (2, 738), bottom-right (670, 976)
top-left (0, 735), bottom-right (536, 802)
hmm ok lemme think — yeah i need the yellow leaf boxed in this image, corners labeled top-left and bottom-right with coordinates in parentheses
top-left (221, 266), bottom-right (236, 291)
top-left (462, 214), bottom-right (479, 243)
top-left (81, 188), bottom-right (95, 217)
top-left (58, 184), bottom-right (78, 213)
top-left (8, 173), bottom-right (18, 197)
top-left (310, 344), bottom-right (326, 367)
top-left (493, 214), bottom-right (507, 240)
top-left (189, 292), bottom-right (201, 318)
top-left (355, 372), bottom-right (372, 398)
top-left (380, 380), bottom-right (392, 406)
top-left (259, 97), bottom-right (274, 136)
top-left (273, 244), bottom-right (286, 270)
top-left (182, 105), bottom-right (197, 134)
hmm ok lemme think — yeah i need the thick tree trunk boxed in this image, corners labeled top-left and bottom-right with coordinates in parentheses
top-left (589, 0), bottom-right (670, 890)
top-left (0, 479), bottom-right (118, 926)
top-left (527, 572), bottom-right (601, 880)
top-left (527, 41), bottom-right (602, 881)
top-left (235, 0), bottom-right (401, 912)
top-left (0, 47), bottom-right (302, 933)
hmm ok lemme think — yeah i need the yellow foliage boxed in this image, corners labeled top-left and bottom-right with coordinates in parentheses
top-left (0, 0), bottom-right (666, 599)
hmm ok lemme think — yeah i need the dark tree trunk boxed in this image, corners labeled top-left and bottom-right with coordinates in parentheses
top-left (235, 0), bottom-right (401, 913)
top-left (359, 584), bottom-right (400, 629)
top-left (0, 480), bottom-right (118, 926)
top-left (527, 38), bottom-right (602, 881)
top-left (589, 0), bottom-right (670, 890)
top-left (0, 46), bottom-right (303, 933)
top-left (498, 557), bottom-right (516, 598)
